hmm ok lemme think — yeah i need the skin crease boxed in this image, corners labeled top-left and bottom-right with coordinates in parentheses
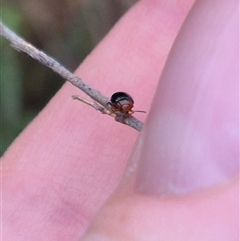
top-left (1, 0), bottom-right (238, 241)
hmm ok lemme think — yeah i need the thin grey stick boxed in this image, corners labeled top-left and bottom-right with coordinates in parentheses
top-left (0, 21), bottom-right (143, 131)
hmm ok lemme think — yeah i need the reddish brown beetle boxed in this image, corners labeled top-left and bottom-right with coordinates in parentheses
top-left (108, 92), bottom-right (146, 115)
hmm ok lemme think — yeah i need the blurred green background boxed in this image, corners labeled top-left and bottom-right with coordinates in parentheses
top-left (1, 0), bottom-right (137, 155)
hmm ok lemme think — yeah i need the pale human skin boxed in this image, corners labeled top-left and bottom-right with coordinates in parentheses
top-left (2, 0), bottom-right (239, 240)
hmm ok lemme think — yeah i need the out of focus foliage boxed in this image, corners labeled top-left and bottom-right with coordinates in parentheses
top-left (1, 0), bottom-right (137, 155)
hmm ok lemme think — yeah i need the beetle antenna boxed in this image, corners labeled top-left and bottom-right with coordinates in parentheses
top-left (133, 110), bottom-right (146, 113)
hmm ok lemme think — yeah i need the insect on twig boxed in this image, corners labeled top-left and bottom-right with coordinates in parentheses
top-left (0, 21), bottom-right (144, 131)
top-left (108, 92), bottom-right (146, 115)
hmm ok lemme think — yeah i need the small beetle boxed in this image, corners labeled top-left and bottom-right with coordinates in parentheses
top-left (108, 92), bottom-right (146, 115)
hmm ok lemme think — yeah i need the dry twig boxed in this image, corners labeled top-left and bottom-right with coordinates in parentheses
top-left (0, 21), bottom-right (143, 131)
